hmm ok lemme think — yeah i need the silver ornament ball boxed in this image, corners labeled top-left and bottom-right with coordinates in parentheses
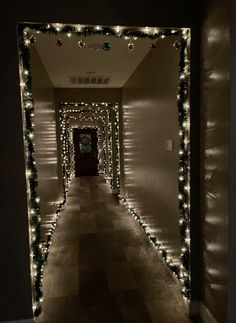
top-left (128, 42), bottom-right (135, 52)
top-left (78, 40), bottom-right (86, 48)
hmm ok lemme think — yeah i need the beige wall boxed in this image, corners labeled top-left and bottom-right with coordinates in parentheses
top-left (201, 0), bottom-right (230, 322)
top-left (122, 37), bottom-right (181, 264)
top-left (54, 88), bottom-right (122, 105)
top-left (30, 47), bottom-right (62, 240)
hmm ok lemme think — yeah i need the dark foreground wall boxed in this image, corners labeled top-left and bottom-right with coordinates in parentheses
top-left (201, 0), bottom-right (230, 322)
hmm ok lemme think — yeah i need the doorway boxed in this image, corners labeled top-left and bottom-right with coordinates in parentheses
top-left (73, 128), bottom-right (98, 176)
top-left (17, 23), bottom-right (191, 317)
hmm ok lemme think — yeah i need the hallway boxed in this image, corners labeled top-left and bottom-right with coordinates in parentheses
top-left (39, 176), bottom-right (191, 323)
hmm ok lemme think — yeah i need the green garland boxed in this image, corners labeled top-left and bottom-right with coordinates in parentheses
top-left (18, 22), bottom-right (191, 317)
top-left (119, 30), bottom-right (191, 298)
top-left (20, 23), bottom-right (181, 40)
top-left (107, 110), bottom-right (113, 185)
top-left (18, 25), bottom-right (43, 317)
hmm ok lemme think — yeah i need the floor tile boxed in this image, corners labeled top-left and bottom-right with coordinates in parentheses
top-left (112, 289), bottom-right (153, 323)
top-left (39, 176), bottom-right (192, 323)
top-left (145, 300), bottom-right (191, 323)
top-left (106, 261), bottom-right (138, 291)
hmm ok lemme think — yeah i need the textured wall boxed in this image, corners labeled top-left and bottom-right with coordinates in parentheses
top-left (228, 0), bottom-right (236, 322)
top-left (30, 48), bottom-right (62, 240)
top-left (201, 0), bottom-right (230, 321)
top-left (122, 37), bottom-right (181, 264)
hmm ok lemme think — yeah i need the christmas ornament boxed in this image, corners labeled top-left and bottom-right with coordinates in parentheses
top-left (78, 40), bottom-right (86, 48)
top-left (56, 39), bottom-right (63, 47)
top-left (173, 40), bottom-right (182, 49)
top-left (102, 41), bottom-right (112, 51)
top-left (150, 42), bottom-right (157, 49)
top-left (29, 35), bottom-right (37, 44)
top-left (128, 42), bottom-right (135, 52)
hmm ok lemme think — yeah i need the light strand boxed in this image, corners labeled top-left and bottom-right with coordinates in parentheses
top-left (119, 28), bottom-right (191, 299)
top-left (18, 22), bottom-right (190, 317)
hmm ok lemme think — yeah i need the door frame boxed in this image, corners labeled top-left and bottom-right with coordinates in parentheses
top-left (71, 125), bottom-right (104, 175)
top-left (72, 127), bottom-right (99, 177)
top-left (59, 102), bottom-right (120, 196)
top-left (17, 23), bottom-right (192, 317)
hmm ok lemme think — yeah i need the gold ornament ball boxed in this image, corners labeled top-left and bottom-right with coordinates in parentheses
top-left (102, 41), bottom-right (112, 51)
top-left (78, 40), bottom-right (86, 48)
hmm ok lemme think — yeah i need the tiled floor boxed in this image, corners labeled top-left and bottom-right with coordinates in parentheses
top-left (38, 176), bottom-right (193, 323)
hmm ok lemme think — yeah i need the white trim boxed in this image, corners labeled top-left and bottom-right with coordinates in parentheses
top-left (200, 303), bottom-right (218, 323)
top-left (0, 320), bottom-right (35, 323)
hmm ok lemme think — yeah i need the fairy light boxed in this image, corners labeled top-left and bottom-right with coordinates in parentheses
top-left (18, 43), bottom-right (44, 316)
top-left (18, 23), bottom-right (191, 316)
top-left (119, 27), bottom-right (191, 299)
top-left (107, 110), bottom-right (113, 185)
top-left (60, 102), bottom-right (120, 193)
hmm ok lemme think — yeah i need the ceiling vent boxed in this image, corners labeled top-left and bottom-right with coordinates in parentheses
top-left (69, 76), bottom-right (111, 85)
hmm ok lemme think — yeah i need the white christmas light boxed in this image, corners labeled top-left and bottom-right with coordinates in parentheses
top-left (18, 24), bottom-right (191, 313)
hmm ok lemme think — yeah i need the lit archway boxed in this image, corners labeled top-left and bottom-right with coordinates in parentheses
top-left (18, 23), bottom-right (190, 316)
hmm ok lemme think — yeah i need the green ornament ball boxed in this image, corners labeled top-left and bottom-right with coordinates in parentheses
top-left (102, 41), bottom-right (112, 51)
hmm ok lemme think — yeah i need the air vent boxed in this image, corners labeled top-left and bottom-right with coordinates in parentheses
top-left (69, 76), bottom-right (111, 85)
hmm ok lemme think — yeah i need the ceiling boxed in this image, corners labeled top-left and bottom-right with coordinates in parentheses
top-left (35, 33), bottom-right (153, 88)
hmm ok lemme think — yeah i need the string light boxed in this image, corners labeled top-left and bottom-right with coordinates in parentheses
top-left (18, 22), bottom-right (191, 316)
top-left (60, 103), bottom-right (120, 194)
top-left (119, 27), bottom-right (191, 299)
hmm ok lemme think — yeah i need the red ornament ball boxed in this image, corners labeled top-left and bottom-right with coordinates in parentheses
top-left (150, 43), bottom-right (157, 49)
top-left (56, 39), bottom-right (63, 47)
